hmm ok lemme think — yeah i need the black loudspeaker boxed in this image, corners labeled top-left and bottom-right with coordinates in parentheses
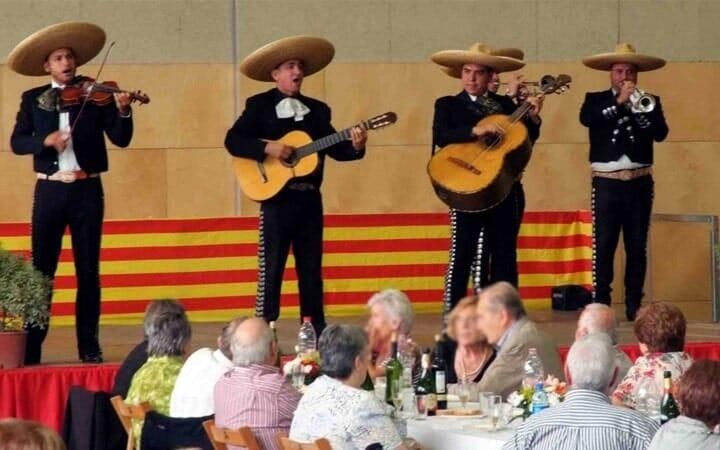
top-left (551, 285), bottom-right (592, 311)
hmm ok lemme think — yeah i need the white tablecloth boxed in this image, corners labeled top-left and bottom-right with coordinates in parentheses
top-left (406, 415), bottom-right (517, 450)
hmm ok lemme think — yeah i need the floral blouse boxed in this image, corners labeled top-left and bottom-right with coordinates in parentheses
top-left (611, 351), bottom-right (693, 409)
top-left (125, 355), bottom-right (185, 449)
top-left (290, 375), bottom-right (402, 450)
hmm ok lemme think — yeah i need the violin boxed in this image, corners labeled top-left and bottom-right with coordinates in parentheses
top-left (60, 77), bottom-right (150, 107)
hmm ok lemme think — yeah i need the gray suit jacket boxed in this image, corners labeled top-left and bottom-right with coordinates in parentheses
top-left (477, 318), bottom-right (564, 399)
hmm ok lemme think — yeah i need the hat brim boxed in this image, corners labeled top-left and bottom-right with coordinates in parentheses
top-left (432, 50), bottom-right (525, 78)
top-left (582, 52), bottom-right (666, 72)
top-left (240, 36), bottom-right (335, 82)
top-left (7, 22), bottom-right (106, 76)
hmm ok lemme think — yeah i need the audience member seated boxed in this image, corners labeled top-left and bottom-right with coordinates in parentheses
top-left (126, 300), bottom-right (192, 446)
top-left (475, 282), bottom-right (564, 398)
top-left (170, 317), bottom-right (242, 417)
top-left (0, 419), bottom-right (66, 450)
top-left (440, 295), bottom-right (495, 384)
top-left (575, 303), bottom-right (632, 392)
top-left (648, 359), bottom-right (720, 450)
top-left (612, 302), bottom-right (693, 408)
top-left (113, 299), bottom-right (186, 397)
top-left (502, 334), bottom-right (659, 450)
top-left (214, 317), bottom-right (300, 450)
top-left (290, 324), bottom-right (414, 450)
top-left (366, 289), bottom-right (420, 379)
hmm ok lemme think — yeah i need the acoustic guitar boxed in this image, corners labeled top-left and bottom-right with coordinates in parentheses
top-left (234, 112), bottom-right (397, 201)
top-left (427, 74), bottom-right (571, 212)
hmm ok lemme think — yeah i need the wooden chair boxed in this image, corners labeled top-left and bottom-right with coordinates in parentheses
top-left (110, 395), bottom-right (152, 450)
top-left (278, 436), bottom-right (332, 450)
top-left (202, 419), bottom-right (262, 450)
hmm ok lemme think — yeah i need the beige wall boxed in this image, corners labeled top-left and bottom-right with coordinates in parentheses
top-left (1, 0), bottom-right (718, 316)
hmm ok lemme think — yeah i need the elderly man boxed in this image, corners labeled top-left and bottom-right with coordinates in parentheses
top-left (214, 317), bottom-right (300, 450)
top-left (575, 303), bottom-right (632, 392)
top-left (502, 333), bottom-right (659, 450)
top-left (291, 324), bottom-right (417, 450)
top-left (580, 44), bottom-right (669, 321)
top-left (225, 36), bottom-right (367, 335)
top-left (475, 282), bottom-right (563, 398)
top-left (170, 317), bottom-right (243, 417)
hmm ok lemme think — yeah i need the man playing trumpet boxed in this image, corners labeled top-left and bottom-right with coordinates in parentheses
top-left (580, 43), bottom-right (669, 321)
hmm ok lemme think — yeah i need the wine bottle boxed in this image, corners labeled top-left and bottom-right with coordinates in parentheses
top-left (269, 321), bottom-right (281, 367)
top-left (385, 332), bottom-right (403, 405)
top-left (415, 349), bottom-right (437, 416)
top-left (432, 334), bottom-right (448, 410)
top-left (660, 370), bottom-right (680, 424)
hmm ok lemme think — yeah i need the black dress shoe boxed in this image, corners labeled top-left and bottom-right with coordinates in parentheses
top-left (80, 353), bottom-right (104, 364)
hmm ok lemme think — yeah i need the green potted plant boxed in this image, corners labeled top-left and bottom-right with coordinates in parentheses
top-left (0, 247), bottom-right (51, 369)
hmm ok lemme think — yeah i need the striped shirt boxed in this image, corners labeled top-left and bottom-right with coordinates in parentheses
top-left (214, 363), bottom-right (301, 450)
top-left (502, 389), bottom-right (660, 450)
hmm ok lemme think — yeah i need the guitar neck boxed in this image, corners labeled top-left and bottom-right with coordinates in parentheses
top-left (508, 93), bottom-right (544, 124)
top-left (295, 122), bottom-right (369, 158)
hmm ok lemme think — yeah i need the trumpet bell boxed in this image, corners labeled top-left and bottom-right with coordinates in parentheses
top-left (630, 88), bottom-right (655, 113)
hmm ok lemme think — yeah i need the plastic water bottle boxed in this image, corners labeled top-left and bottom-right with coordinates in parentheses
top-left (523, 348), bottom-right (545, 390)
top-left (531, 382), bottom-right (549, 414)
top-left (297, 316), bottom-right (317, 355)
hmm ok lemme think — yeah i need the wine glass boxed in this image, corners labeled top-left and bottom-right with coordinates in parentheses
top-left (634, 376), bottom-right (661, 418)
top-left (489, 395), bottom-right (502, 430)
top-left (457, 379), bottom-right (471, 409)
top-left (390, 379), bottom-right (403, 417)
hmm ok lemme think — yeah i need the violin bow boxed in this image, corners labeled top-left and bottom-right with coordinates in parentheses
top-left (69, 41), bottom-right (116, 134)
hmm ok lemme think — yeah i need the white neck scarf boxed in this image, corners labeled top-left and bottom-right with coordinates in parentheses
top-left (275, 97), bottom-right (310, 121)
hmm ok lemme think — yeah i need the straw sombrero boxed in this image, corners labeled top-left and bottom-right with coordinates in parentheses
top-left (432, 43), bottom-right (525, 78)
top-left (582, 43), bottom-right (665, 72)
top-left (7, 22), bottom-right (106, 76)
top-left (240, 35), bottom-right (335, 82)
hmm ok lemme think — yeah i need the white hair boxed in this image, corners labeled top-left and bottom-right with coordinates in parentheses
top-left (567, 333), bottom-right (616, 393)
top-left (230, 323), bottom-right (273, 366)
top-left (367, 289), bottom-right (414, 335)
top-left (578, 303), bottom-right (619, 344)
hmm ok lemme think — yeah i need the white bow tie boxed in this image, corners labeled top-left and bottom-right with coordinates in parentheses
top-left (275, 97), bottom-right (311, 121)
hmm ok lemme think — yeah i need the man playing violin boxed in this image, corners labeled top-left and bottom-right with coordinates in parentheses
top-left (580, 44), bottom-right (669, 321)
top-left (8, 22), bottom-right (134, 364)
top-left (225, 36), bottom-right (367, 336)
top-left (431, 43), bottom-right (542, 314)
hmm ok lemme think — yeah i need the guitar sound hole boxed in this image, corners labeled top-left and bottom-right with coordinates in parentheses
top-left (483, 133), bottom-right (503, 148)
top-left (282, 153), bottom-right (299, 167)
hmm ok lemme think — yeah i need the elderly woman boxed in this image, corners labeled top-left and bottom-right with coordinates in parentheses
top-left (0, 419), bottom-right (66, 450)
top-left (126, 300), bottom-right (191, 446)
top-left (648, 359), bottom-right (720, 450)
top-left (441, 295), bottom-right (495, 384)
top-left (366, 289), bottom-right (419, 378)
top-left (113, 299), bottom-right (187, 397)
top-left (612, 301), bottom-right (693, 408)
top-left (290, 325), bottom-right (417, 450)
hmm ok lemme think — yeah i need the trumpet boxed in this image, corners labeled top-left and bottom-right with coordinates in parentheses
top-left (629, 88), bottom-right (656, 113)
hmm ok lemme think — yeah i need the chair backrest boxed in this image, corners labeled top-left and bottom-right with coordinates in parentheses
top-left (278, 436), bottom-right (332, 450)
top-left (202, 420), bottom-right (261, 450)
top-left (110, 395), bottom-right (152, 450)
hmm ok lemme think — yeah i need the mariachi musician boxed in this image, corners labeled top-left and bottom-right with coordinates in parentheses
top-left (9, 22), bottom-right (139, 364)
top-left (430, 43), bottom-right (543, 314)
top-left (225, 36), bottom-right (367, 336)
top-left (580, 43), bottom-right (669, 321)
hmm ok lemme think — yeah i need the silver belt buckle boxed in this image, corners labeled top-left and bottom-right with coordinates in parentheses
top-left (58, 172), bottom-right (76, 183)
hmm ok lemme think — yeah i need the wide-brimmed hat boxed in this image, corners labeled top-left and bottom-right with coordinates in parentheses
top-left (7, 22), bottom-right (106, 76)
top-left (432, 43), bottom-right (525, 78)
top-left (582, 43), bottom-right (665, 72)
top-left (240, 35), bottom-right (335, 82)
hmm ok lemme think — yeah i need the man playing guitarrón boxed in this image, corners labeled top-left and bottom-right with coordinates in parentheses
top-left (430, 43), bottom-right (543, 314)
top-left (225, 36), bottom-right (367, 335)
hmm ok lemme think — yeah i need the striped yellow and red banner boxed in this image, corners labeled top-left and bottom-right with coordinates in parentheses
top-left (0, 211), bottom-right (591, 325)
